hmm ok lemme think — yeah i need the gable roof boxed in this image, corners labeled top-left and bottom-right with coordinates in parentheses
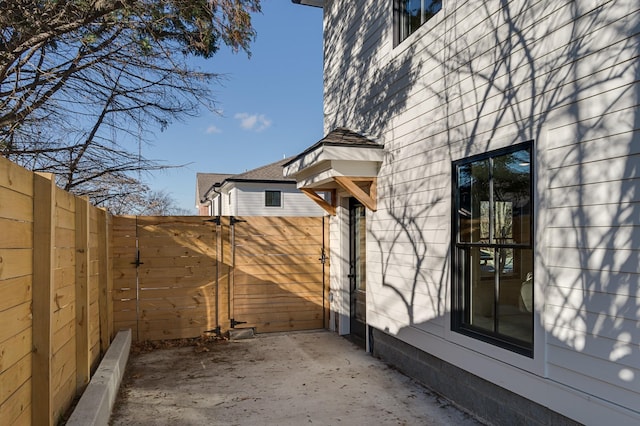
top-left (282, 127), bottom-right (384, 213)
top-left (196, 172), bottom-right (233, 204)
top-left (227, 157), bottom-right (296, 183)
top-left (197, 158), bottom-right (296, 204)
top-left (283, 127), bottom-right (382, 167)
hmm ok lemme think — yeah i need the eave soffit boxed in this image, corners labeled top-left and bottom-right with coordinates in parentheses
top-left (284, 128), bottom-right (384, 215)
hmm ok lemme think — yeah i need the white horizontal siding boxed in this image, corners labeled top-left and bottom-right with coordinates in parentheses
top-left (546, 202), bottom-right (639, 228)
top-left (545, 224), bottom-right (640, 251)
top-left (233, 183), bottom-right (325, 217)
top-left (545, 301), bottom-right (639, 342)
top-left (545, 266), bottom-right (639, 299)
top-left (324, 0), bottom-right (640, 423)
top-left (547, 345), bottom-right (639, 406)
top-left (546, 131), bottom-right (640, 168)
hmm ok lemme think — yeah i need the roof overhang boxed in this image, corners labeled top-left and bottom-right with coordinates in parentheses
top-left (283, 128), bottom-right (384, 215)
top-left (291, 0), bottom-right (324, 7)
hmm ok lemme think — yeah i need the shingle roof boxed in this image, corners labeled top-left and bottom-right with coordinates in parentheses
top-left (227, 157), bottom-right (295, 182)
top-left (320, 127), bottom-right (381, 147)
top-left (197, 158), bottom-right (296, 204)
top-left (196, 172), bottom-right (233, 203)
top-left (283, 127), bottom-right (382, 167)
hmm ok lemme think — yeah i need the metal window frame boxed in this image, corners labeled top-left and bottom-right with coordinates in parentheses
top-left (451, 141), bottom-right (534, 357)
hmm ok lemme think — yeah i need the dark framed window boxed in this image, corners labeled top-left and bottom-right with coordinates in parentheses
top-left (395, 0), bottom-right (442, 45)
top-left (452, 142), bottom-right (534, 356)
top-left (265, 190), bottom-right (282, 207)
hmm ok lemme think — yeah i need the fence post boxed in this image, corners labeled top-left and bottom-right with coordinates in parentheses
top-left (98, 208), bottom-right (113, 350)
top-left (220, 216), bottom-right (232, 330)
top-left (32, 173), bottom-right (55, 426)
top-left (75, 197), bottom-right (90, 391)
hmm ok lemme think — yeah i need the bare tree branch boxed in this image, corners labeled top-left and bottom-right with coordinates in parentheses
top-left (0, 0), bottom-right (261, 213)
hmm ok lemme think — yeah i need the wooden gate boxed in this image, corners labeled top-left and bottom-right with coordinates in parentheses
top-left (112, 216), bottom-right (328, 340)
top-left (230, 217), bottom-right (327, 333)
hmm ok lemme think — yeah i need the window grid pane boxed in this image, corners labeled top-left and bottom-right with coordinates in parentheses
top-left (397, 0), bottom-right (442, 44)
top-left (265, 190), bottom-right (281, 207)
top-left (453, 143), bottom-right (533, 355)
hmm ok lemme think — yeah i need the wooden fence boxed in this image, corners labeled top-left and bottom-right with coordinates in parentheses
top-left (111, 216), bottom-right (223, 340)
top-left (0, 157), bottom-right (113, 426)
top-left (1, 156), bottom-right (329, 425)
top-left (111, 215), bottom-right (329, 341)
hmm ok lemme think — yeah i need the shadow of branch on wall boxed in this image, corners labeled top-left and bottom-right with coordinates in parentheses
top-left (325, 0), bottom-right (639, 402)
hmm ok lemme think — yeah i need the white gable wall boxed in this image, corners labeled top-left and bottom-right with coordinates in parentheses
top-left (323, 0), bottom-right (639, 424)
top-left (222, 182), bottom-right (326, 217)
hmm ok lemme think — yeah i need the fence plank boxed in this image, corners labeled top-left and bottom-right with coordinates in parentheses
top-left (0, 355), bottom-right (31, 401)
top-left (0, 275), bottom-right (32, 314)
top-left (0, 379), bottom-right (31, 425)
top-left (0, 328), bottom-right (31, 375)
top-left (0, 156), bottom-right (33, 196)
top-left (0, 301), bottom-right (31, 347)
top-left (32, 173), bottom-right (55, 426)
top-left (1, 221), bottom-right (33, 248)
top-left (0, 248), bottom-right (32, 281)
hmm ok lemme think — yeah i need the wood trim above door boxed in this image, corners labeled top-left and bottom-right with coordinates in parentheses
top-left (301, 188), bottom-right (336, 215)
top-left (299, 177), bottom-right (377, 215)
top-left (333, 176), bottom-right (377, 212)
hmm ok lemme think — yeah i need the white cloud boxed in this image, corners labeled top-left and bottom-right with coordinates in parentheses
top-left (206, 125), bottom-right (222, 134)
top-left (234, 113), bottom-right (272, 132)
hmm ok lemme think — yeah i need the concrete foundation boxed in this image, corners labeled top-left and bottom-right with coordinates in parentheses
top-left (371, 328), bottom-right (580, 426)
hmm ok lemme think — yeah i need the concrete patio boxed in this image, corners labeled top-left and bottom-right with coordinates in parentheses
top-left (109, 330), bottom-right (485, 425)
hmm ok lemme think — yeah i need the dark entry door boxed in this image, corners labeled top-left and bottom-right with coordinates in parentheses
top-left (349, 198), bottom-right (367, 344)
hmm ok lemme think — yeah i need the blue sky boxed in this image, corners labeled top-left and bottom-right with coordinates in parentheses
top-left (145, 1), bottom-right (324, 213)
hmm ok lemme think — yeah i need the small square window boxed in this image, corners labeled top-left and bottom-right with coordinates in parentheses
top-left (395, 0), bottom-right (442, 45)
top-left (265, 190), bottom-right (282, 207)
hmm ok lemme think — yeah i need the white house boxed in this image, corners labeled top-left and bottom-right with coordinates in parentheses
top-left (197, 157), bottom-right (325, 217)
top-left (287, 1), bottom-right (639, 425)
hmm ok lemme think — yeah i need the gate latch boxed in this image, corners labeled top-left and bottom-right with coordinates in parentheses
top-left (131, 250), bottom-right (144, 267)
top-left (319, 250), bottom-right (326, 264)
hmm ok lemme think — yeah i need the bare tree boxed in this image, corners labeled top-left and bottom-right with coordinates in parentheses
top-left (0, 0), bottom-right (261, 210)
top-left (139, 190), bottom-right (191, 215)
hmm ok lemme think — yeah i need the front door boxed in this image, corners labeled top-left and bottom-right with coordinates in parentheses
top-left (349, 198), bottom-right (367, 345)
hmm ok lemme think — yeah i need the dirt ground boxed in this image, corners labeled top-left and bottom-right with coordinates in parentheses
top-left (110, 330), bottom-right (485, 426)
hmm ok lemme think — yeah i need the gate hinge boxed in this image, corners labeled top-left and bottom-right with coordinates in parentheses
top-left (230, 318), bottom-right (247, 328)
top-left (319, 249), bottom-right (326, 264)
top-left (230, 216), bottom-right (247, 225)
top-left (205, 216), bottom-right (221, 225)
top-left (205, 326), bottom-right (221, 336)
